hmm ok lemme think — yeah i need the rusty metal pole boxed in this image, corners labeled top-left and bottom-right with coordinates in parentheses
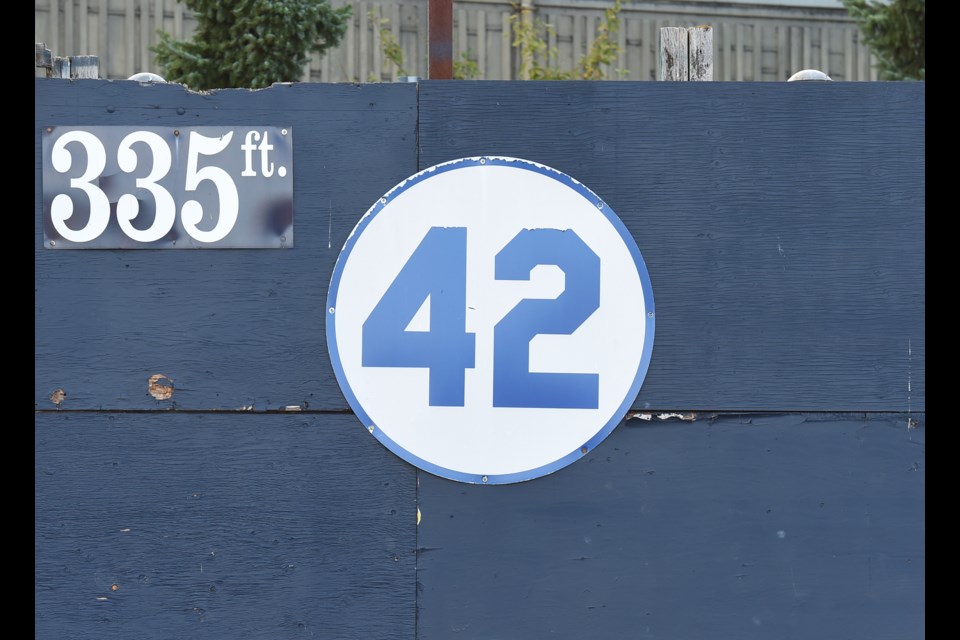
top-left (429, 0), bottom-right (453, 79)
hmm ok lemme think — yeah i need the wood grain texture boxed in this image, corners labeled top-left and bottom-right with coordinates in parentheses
top-left (689, 25), bottom-right (714, 81)
top-left (51, 56), bottom-right (70, 78)
top-left (658, 27), bottom-right (688, 80)
top-left (36, 411), bottom-right (416, 639)
top-left (418, 81), bottom-right (925, 412)
top-left (36, 42), bottom-right (53, 69)
top-left (35, 79), bottom-right (417, 411)
top-left (35, 80), bottom-right (924, 412)
top-left (69, 55), bottom-right (99, 79)
top-left (416, 413), bottom-right (925, 639)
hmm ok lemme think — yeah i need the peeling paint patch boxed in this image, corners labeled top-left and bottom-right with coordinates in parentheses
top-left (283, 405), bottom-right (303, 412)
top-left (629, 412), bottom-right (696, 422)
top-left (657, 412), bottom-right (696, 421)
top-left (147, 374), bottom-right (174, 401)
top-left (49, 388), bottom-right (66, 406)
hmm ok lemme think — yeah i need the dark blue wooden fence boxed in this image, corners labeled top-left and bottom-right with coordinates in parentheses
top-left (35, 78), bottom-right (924, 639)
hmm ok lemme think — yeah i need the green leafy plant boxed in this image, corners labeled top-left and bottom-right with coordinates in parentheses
top-left (453, 50), bottom-right (482, 80)
top-left (509, 5), bottom-right (568, 80)
top-left (371, 1), bottom-right (622, 81)
top-left (370, 13), bottom-right (481, 80)
top-left (510, 0), bottom-right (623, 80)
top-left (842, 0), bottom-right (924, 80)
top-left (370, 10), bottom-right (408, 77)
top-left (577, 0), bottom-right (624, 80)
top-left (154, 0), bottom-right (351, 90)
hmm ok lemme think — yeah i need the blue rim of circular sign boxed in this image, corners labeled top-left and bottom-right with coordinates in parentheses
top-left (326, 156), bottom-right (655, 485)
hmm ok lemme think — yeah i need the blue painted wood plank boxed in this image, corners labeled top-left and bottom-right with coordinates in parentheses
top-left (416, 412), bottom-right (925, 639)
top-left (418, 81), bottom-right (925, 413)
top-left (35, 80), bottom-right (924, 411)
top-left (35, 412), bottom-right (416, 639)
top-left (35, 79), bottom-right (417, 411)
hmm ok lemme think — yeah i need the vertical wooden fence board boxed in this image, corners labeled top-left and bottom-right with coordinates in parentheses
top-left (845, 30), bottom-right (854, 81)
top-left (37, 1), bottom-right (875, 83)
top-left (36, 412), bottom-right (416, 639)
top-left (124, 0), bottom-right (134, 77)
top-left (64, 0), bottom-right (74, 57)
top-left (138, 0), bottom-right (149, 75)
top-left (477, 10), bottom-right (487, 78)
top-left (777, 24), bottom-right (787, 80)
top-left (173, 0), bottom-right (183, 40)
top-left (50, 0), bottom-right (60, 64)
top-left (417, 81), bottom-right (925, 412)
top-left (78, 0), bottom-right (88, 57)
top-left (391, 3), bottom-right (403, 80)
top-left (35, 80), bottom-right (417, 411)
top-left (97, 0), bottom-right (108, 72)
top-left (417, 413), bottom-right (925, 639)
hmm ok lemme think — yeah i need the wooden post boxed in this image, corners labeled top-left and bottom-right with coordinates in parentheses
top-left (36, 43), bottom-right (53, 76)
top-left (69, 55), bottom-right (99, 79)
top-left (689, 27), bottom-right (713, 81)
top-left (36, 44), bottom-right (98, 80)
top-left (51, 56), bottom-right (71, 79)
top-left (659, 27), bottom-right (688, 81)
top-left (428, 0), bottom-right (453, 79)
top-left (659, 26), bottom-right (713, 81)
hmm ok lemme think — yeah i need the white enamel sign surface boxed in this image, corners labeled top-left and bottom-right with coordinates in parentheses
top-left (327, 157), bottom-right (654, 484)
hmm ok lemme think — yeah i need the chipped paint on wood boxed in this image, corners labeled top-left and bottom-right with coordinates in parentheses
top-left (656, 411), bottom-right (696, 421)
top-left (629, 411), bottom-right (696, 421)
top-left (147, 374), bottom-right (174, 401)
top-left (49, 388), bottom-right (66, 406)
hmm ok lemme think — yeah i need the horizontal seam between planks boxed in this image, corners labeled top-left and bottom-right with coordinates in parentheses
top-left (34, 408), bottom-right (924, 415)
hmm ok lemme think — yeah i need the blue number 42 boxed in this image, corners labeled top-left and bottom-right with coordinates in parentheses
top-left (362, 226), bottom-right (600, 409)
top-left (362, 227), bottom-right (476, 406)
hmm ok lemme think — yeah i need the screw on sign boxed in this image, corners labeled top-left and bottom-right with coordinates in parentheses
top-left (327, 157), bottom-right (655, 484)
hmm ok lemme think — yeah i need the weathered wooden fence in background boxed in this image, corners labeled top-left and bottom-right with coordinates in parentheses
top-left (34, 0), bottom-right (877, 82)
top-left (36, 76), bottom-right (922, 638)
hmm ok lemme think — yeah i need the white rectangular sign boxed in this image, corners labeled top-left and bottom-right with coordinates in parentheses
top-left (41, 126), bottom-right (293, 249)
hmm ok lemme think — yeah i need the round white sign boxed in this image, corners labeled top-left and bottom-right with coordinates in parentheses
top-left (327, 157), bottom-right (654, 484)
